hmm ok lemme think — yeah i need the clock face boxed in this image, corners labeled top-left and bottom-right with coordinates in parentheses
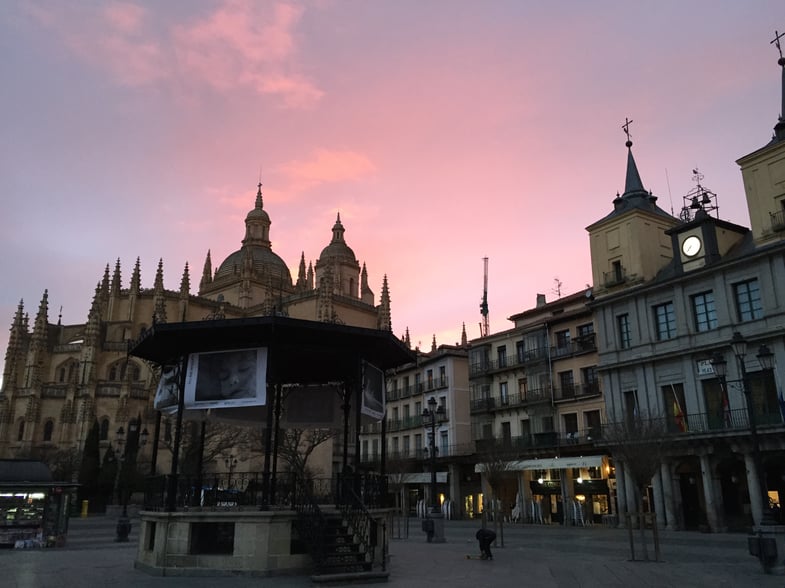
top-left (682, 235), bottom-right (702, 257)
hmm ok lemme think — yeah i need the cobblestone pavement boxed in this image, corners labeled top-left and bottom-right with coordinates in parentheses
top-left (3, 515), bottom-right (784, 587)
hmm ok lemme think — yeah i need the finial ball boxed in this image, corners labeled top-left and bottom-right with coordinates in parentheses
top-left (625, 140), bottom-right (633, 148)
top-left (779, 57), bottom-right (785, 66)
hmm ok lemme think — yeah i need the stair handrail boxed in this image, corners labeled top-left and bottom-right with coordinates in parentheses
top-left (292, 476), bottom-right (328, 568)
top-left (338, 480), bottom-right (386, 572)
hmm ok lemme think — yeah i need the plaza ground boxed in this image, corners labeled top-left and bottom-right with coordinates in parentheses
top-left (2, 514), bottom-right (783, 587)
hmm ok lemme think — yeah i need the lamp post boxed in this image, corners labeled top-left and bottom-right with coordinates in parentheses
top-left (114, 420), bottom-right (148, 542)
top-left (422, 397), bottom-right (445, 543)
top-left (710, 332), bottom-right (775, 527)
top-left (225, 455), bottom-right (238, 484)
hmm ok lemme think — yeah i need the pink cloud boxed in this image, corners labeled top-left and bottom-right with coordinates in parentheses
top-left (26, 0), bottom-right (322, 107)
top-left (279, 149), bottom-right (377, 191)
top-left (103, 2), bottom-right (146, 34)
top-left (172, 0), bottom-right (323, 107)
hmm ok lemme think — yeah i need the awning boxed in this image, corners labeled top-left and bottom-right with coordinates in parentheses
top-left (387, 472), bottom-right (448, 484)
top-left (476, 455), bottom-right (606, 473)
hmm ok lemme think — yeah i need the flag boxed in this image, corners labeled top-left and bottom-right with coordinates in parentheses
top-left (720, 380), bottom-right (731, 427)
top-left (671, 385), bottom-right (687, 432)
top-left (779, 390), bottom-right (785, 425)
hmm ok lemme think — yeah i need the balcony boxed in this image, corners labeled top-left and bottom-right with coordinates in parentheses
top-left (553, 382), bottom-right (601, 402)
top-left (424, 376), bottom-right (449, 391)
top-left (470, 387), bottom-right (552, 414)
top-left (602, 266), bottom-right (627, 287)
top-left (42, 386), bottom-right (67, 398)
top-left (603, 407), bottom-right (784, 440)
top-left (770, 209), bottom-right (785, 232)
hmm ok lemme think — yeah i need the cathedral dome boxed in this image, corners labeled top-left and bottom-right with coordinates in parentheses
top-left (318, 213), bottom-right (358, 264)
top-left (214, 246), bottom-right (293, 284)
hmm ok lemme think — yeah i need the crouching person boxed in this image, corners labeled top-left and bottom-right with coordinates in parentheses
top-left (475, 527), bottom-right (496, 560)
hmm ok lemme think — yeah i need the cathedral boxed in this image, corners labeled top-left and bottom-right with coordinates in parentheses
top-left (0, 183), bottom-right (393, 470)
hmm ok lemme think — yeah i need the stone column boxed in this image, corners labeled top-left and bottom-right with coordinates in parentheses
top-left (660, 461), bottom-right (678, 530)
top-left (615, 460), bottom-right (628, 528)
top-left (744, 452), bottom-right (763, 527)
top-left (651, 468), bottom-right (665, 528)
top-left (448, 463), bottom-right (461, 520)
top-left (699, 453), bottom-right (719, 531)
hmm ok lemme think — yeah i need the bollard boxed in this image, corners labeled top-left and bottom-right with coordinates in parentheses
top-left (80, 500), bottom-right (88, 518)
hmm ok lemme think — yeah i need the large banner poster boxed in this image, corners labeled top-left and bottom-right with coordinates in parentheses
top-left (361, 361), bottom-right (385, 421)
top-left (153, 362), bottom-right (181, 414)
top-left (184, 348), bottom-right (268, 410)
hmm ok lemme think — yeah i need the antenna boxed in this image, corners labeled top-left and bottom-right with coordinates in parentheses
top-left (480, 257), bottom-right (489, 337)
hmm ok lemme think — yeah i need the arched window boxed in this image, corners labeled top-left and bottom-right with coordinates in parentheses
top-left (17, 419), bottom-right (25, 442)
top-left (109, 365), bottom-right (118, 381)
top-left (99, 418), bottom-right (110, 441)
top-left (129, 363), bottom-right (141, 381)
top-left (43, 420), bottom-right (54, 442)
top-left (58, 360), bottom-right (79, 384)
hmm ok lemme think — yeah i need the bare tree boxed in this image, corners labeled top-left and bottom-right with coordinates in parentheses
top-left (275, 428), bottom-right (337, 478)
top-left (603, 414), bottom-right (670, 562)
top-left (163, 418), bottom-right (253, 476)
top-left (478, 450), bottom-right (514, 547)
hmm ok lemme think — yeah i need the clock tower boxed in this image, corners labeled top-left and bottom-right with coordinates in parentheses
top-left (665, 172), bottom-right (748, 273)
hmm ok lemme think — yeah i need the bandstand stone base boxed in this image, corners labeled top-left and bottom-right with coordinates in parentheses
top-left (134, 509), bottom-right (313, 577)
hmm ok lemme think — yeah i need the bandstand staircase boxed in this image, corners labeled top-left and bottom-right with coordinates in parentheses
top-left (293, 480), bottom-right (388, 584)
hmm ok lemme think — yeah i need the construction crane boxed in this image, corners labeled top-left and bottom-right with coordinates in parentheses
top-left (479, 257), bottom-right (489, 337)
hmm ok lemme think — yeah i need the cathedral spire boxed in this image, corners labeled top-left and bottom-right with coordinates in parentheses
top-left (431, 334), bottom-right (437, 352)
top-left (111, 258), bottom-right (121, 295)
top-left (461, 322), bottom-right (468, 347)
top-left (130, 257), bottom-right (141, 295)
top-left (2, 300), bottom-right (26, 389)
top-left (153, 259), bottom-right (167, 323)
top-left (200, 250), bottom-right (212, 292)
top-left (377, 274), bottom-right (391, 331)
top-left (360, 262), bottom-right (374, 303)
top-left (180, 262), bottom-right (191, 296)
top-left (32, 290), bottom-right (49, 344)
top-left (154, 258), bottom-right (164, 291)
top-left (296, 252), bottom-right (307, 290)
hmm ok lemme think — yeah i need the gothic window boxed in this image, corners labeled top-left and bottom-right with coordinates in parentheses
top-left (99, 418), bottom-right (110, 441)
top-left (43, 420), bottom-right (54, 442)
top-left (17, 419), bottom-right (25, 442)
top-left (108, 360), bottom-right (141, 381)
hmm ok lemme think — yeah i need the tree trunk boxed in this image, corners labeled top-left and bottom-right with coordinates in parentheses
top-left (637, 488), bottom-right (649, 562)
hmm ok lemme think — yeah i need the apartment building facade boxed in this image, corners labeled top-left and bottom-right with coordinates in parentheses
top-left (469, 291), bottom-right (610, 525)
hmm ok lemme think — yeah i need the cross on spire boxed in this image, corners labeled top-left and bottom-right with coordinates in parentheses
top-left (622, 117), bottom-right (633, 147)
top-left (772, 29), bottom-right (784, 61)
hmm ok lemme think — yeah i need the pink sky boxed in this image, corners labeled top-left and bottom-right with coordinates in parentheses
top-left (1, 1), bottom-right (783, 366)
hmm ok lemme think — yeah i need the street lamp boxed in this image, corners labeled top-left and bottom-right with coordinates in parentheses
top-left (710, 332), bottom-right (775, 526)
top-left (114, 420), bottom-right (148, 542)
top-left (225, 455), bottom-right (238, 482)
top-left (421, 396), bottom-right (446, 543)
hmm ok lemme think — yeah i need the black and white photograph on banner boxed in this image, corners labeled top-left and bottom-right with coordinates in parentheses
top-left (153, 362), bottom-right (181, 414)
top-left (361, 361), bottom-right (385, 420)
top-left (184, 347), bottom-right (268, 409)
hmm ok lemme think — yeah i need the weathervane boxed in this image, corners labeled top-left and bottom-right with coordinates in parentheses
top-left (772, 29), bottom-right (784, 62)
top-left (622, 117), bottom-right (633, 147)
